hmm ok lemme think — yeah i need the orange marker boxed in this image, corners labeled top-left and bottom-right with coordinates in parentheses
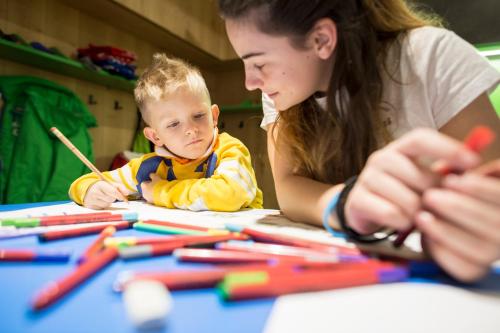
top-left (50, 127), bottom-right (128, 203)
top-left (77, 226), bottom-right (116, 264)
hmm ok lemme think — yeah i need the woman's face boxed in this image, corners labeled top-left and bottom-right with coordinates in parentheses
top-left (225, 18), bottom-right (333, 111)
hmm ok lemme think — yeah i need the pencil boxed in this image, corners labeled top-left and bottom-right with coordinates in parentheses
top-left (50, 127), bottom-right (128, 202)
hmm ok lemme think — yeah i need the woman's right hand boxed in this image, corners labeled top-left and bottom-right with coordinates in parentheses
top-left (344, 128), bottom-right (481, 235)
top-left (83, 181), bottom-right (128, 209)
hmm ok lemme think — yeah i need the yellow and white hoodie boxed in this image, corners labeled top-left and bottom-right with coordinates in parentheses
top-left (69, 132), bottom-right (263, 211)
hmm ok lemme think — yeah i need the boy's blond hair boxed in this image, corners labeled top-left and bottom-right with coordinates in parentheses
top-left (134, 53), bottom-right (211, 123)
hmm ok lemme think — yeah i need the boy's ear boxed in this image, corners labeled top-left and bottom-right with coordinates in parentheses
top-left (310, 18), bottom-right (337, 60)
top-left (211, 104), bottom-right (220, 126)
top-left (143, 126), bottom-right (162, 146)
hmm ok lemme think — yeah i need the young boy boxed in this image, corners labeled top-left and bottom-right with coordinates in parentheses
top-left (69, 54), bottom-right (263, 211)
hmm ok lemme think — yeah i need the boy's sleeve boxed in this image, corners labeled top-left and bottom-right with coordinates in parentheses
top-left (152, 141), bottom-right (261, 211)
top-left (68, 158), bottom-right (141, 205)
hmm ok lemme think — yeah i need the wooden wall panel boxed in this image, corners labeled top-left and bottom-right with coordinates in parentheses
top-left (0, 0), bottom-right (277, 208)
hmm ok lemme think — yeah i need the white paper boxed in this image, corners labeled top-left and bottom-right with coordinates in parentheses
top-left (0, 201), bottom-right (422, 259)
top-left (264, 283), bottom-right (500, 333)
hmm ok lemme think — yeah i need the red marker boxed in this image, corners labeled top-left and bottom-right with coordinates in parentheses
top-left (0, 249), bottom-right (71, 262)
top-left (394, 126), bottom-right (496, 247)
top-left (38, 221), bottom-right (132, 241)
top-left (77, 226), bottom-right (117, 264)
top-left (107, 232), bottom-right (248, 248)
top-left (1, 212), bottom-right (137, 228)
top-left (216, 241), bottom-right (365, 262)
top-left (31, 247), bottom-right (118, 310)
top-left (226, 224), bottom-right (361, 256)
top-left (114, 260), bottom-right (387, 291)
top-left (219, 264), bottom-right (408, 300)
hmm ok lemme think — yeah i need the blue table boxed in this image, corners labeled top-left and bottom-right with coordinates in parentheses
top-left (0, 202), bottom-right (274, 333)
top-left (1, 202), bottom-right (500, 333)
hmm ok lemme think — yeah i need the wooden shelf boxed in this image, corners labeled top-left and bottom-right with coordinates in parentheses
top-left (0, 38), bottom-right (136, 92)
top-left (0, 38), bottom-right (259, 113)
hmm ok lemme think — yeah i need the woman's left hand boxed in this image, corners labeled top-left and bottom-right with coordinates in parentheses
top-left (415, 159), bottom-right (500, 282)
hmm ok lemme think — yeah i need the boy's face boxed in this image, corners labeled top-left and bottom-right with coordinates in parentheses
top-left (143, 89), bottom-right (219, 160)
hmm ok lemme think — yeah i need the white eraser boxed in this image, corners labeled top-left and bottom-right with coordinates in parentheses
top-left (123, 279), bottom-right (173, 330)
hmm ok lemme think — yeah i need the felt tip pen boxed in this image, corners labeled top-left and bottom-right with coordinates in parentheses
top-left (117, 233), bottom-right (250, 259)
top-left (173, 248), bottom-right (352, 265)
top-left (77, 226), bottom-right (117, 265)
top-left (31, 247), bottom-right (118, 311)
top-left (218, 265), bottom-right (408, 301)
top-left (216, 240), bottom-right (366, 263)
top-left (106, 233), bottom-right (248, 248)
top-left (0, 249), bottom-right (71, 262)
top-left (225, 224), bottom-right (361, 256)
top-left (113, 259), bottom-right (390, 292)
top-left (133, 222), bottom-right (209, 236)
top-left (2, 212), bottom-right (137, 228)
top-left (141, 219), bottom-right (215, 232)
top-left (394, 126), bottom-right (496, 248)
top-left (0, 212), bottom-right (113, 227)
top-left (38, 221), bottom-right (132, 241)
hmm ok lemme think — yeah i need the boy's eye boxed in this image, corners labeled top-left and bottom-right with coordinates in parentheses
top-left (194, 113), bottom-right (205, 119)
top-left (167, 121), bottom-right (179, 128)
top-left (254, 64), bottom-right (264, 70)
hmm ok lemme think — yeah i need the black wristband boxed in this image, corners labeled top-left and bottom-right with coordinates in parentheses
top-left (336, 176), bottom-right (394, 243)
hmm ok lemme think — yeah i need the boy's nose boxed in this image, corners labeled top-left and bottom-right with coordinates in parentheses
top-left (185, 126), bottom-right (198, 136)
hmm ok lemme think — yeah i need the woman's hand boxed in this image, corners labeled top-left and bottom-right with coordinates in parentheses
top-left (344, 128), bottom-right (480, 235)
top-left (416, 159), bottom-right (500, 282)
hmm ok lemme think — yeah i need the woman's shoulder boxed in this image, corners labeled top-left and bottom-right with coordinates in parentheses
top-left (403, 26), bottom-right (472, 58)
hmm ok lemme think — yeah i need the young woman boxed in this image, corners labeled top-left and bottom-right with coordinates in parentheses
top-left (218, 0), bottom-right (500, 282)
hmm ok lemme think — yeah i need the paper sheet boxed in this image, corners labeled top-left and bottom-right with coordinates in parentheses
top-left (264, 283), bottom-right (500, 333)
top-left (0, 201), bottom-right (423, 259)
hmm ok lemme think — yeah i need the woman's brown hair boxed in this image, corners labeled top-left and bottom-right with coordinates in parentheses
top-left (219, 0), bottom-right (442, 183)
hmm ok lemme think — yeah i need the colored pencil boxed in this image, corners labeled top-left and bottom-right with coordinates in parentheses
top-left (50, 127), bottom-right (128, 202)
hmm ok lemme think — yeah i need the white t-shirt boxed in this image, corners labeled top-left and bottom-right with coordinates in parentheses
top-left (260, 27), bottom-right (500, 140)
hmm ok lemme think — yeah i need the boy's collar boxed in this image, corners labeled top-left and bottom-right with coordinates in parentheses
top-left (154, 127), bottom-right (219, 164)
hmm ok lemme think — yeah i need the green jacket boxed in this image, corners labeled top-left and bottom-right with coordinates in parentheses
top-left (0, 76), bottom-right (97, 204)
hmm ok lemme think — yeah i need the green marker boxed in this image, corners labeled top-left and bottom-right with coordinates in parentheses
top-left (217, 271), bottom-right (269, 299)
top-left (133, 222), bottom-right (206, 235)
top-left (0, 218), bottom-right (41, 228)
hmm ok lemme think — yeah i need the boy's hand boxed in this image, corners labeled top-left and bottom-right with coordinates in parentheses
top-left (83, 181), bottom-right (129, 209)
top-left (140, 173), bottom-right (163, 204)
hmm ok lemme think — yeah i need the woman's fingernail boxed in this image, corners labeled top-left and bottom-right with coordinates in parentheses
top-left (417, 211), bottom-right (434, 225)
top-left (443, 174), bottom-right (459, 187)
top-left (462, 152), bottom-right (480, 167)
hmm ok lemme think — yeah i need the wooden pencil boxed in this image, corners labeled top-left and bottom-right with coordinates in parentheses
top-left (50, 127), bottom-right (128, 202)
